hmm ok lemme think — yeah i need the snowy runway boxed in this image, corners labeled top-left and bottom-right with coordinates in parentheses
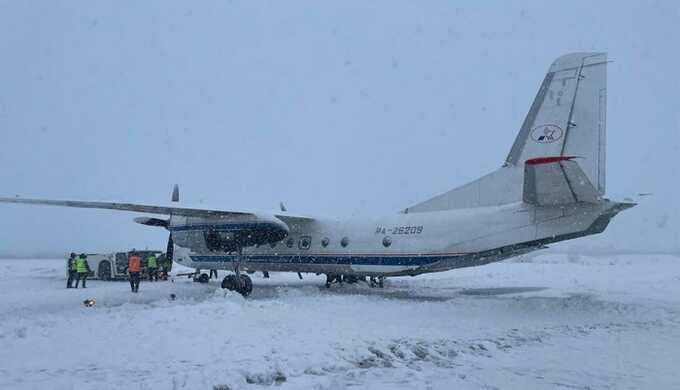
top-left (1, 254), bottom-right (679, 389)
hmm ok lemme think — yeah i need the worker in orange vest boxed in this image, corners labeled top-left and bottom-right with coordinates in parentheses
top-left (128, 251), bottom-right (142, 293)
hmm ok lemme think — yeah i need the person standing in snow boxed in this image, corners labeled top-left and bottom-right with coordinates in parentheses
top-left (159, 255), bottom-right (172, 280)
top-left (209, 269), bottom-right (218, 279)
top-left (146, 253), bottom-right (158, 282)
top-left (128, 251), bottom-right (142, 293)
top-left (74, 253), bottom-right (90, 288)
top-left (66, 252), bottom-right (78, 288)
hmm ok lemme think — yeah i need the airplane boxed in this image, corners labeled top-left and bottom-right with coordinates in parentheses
top-left (0, 52), bottom-right (635, 297)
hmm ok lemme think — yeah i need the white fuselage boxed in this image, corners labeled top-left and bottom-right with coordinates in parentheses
top-left (171, 199), bottom-right (627, 277)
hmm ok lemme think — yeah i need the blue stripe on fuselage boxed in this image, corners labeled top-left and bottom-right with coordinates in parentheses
top-left (189, 254), bottom-right (457, 267)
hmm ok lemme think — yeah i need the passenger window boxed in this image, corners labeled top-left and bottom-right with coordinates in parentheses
top-left (383, 236), bottom-right (392, 247)
top-left (286, 238), bottom-right (295, 248)
top-left (341, 237), bottom-right (349, 247)
top-left (298, 236), bottom-right (311, 250)
top-left (321, 237), bottom-right (330, 247)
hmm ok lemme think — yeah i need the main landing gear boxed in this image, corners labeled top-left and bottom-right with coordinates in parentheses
top-left (325, 274), bottom-right (385, 289)
top-left (220, 247), bottom-right (253, 297)
top-left (221, 273), bottom-right (253, 297)
top-left (369, 276), bottom-right (385, 288)
top-left (190, 268), bottom-right (253, 297)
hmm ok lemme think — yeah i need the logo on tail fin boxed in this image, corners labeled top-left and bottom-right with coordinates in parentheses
top-left (530, 124), bottom-right (563, 144)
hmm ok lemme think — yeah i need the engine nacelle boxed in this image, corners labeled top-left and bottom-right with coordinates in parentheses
top-left (169, 214), bottom-right (289, 253)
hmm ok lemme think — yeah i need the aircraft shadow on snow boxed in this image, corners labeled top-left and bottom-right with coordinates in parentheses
top-left (244, 282), bottom-right (549, 303)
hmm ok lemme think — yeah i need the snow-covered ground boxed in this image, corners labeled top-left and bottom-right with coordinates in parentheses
top-left (0, 253), bottom-right (679, 390)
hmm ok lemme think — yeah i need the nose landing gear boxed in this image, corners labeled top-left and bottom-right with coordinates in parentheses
top-left (196, 273), bottom-right (210, 284)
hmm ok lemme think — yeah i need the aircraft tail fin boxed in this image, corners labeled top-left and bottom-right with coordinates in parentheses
top-left (506, 52), bottom-right (607, 195)
top-left (404, 52), bottom-right (607, 213)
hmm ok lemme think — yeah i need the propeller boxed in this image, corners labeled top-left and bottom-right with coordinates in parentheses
top-left (171, 184), bottom-right (180, 202)
top-left (166, 184), bottom-right (179, 263)
top-left (131, 185), bottom-right (179, 263)
top-left (166, 232), bottom-right (174, 263)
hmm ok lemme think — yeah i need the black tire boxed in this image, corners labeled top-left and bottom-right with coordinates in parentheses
top-left (98, 261), bottom-right (112, 281)
top-left (221, 274), bottom-right (239, 290)
top-left (198, 273), bottom-right (210, 284)
top-left (238, 275), bottom-right (253, 297)
top-left (344, 275), bottom-right (359, 284)
top-left (220, 274), bottom-right (252, 297)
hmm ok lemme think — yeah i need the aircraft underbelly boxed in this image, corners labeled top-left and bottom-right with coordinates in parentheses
top-left (182, 254), bottom-right (433, 276)
top-left (185, 261), bottom-right (415, 276)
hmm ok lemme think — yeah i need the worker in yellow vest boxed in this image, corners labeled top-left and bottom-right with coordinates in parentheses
top-left (74, 254), bottom-right (90, 288)
top-left (147, 254), bottom-right (158, 282)
top-left (66, 253), bottom-right (78, 288)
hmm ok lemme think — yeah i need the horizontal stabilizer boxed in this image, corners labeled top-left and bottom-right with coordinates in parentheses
top-left (523, 157), bottom-right (600, 206)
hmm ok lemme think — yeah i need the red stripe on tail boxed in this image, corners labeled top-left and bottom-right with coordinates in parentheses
top-left (525, 156), bottom-right (576, 165)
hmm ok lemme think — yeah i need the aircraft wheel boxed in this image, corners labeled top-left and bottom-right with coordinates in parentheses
top-left (197, 273), bottom-right (210, 284)
top-left (221, 274), bottom-right (239, 290)
top-left (237, 275), bottom-right (253, 297)
top-left (221, 274), bottom-right (252, 297)
top-left (344, 275), bottom-right (359, 284)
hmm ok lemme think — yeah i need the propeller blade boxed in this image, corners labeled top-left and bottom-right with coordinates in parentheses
top-left (171, 184), bottom-right (179, 202)
top-left (166, 233), bottom-right (174, 262)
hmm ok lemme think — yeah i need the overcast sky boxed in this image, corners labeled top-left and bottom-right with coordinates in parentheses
top-left (0, 1), bottom-right (678, 255)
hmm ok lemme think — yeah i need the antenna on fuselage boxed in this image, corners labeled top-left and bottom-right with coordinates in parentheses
top-left (279, 201), bottom-right (287, 212)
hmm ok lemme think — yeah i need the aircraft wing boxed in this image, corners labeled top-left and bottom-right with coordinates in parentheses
top-left (0, 196), bottom-right (314, 222)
